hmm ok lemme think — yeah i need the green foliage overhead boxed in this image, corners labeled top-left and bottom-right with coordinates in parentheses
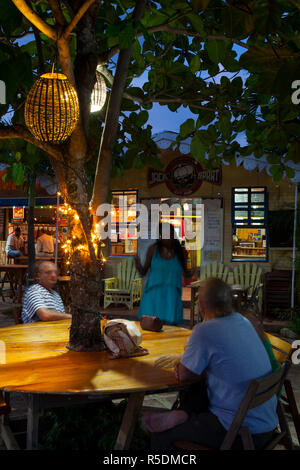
top-left (0, 0), bottom-right (299, 181)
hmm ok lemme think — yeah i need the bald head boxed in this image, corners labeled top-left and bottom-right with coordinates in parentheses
top-left (35, 261), bottom-right (58, 291)
top-left (199, 277), bottom-right (233, 319)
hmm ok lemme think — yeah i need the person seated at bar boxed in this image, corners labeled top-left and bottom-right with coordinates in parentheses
top-left (143, 278), bottom-right (278, 450)
top-left (5, 227), bottom-right (25, 258)
top-left (36, 228), bottom-right (55, 257)
top-left (21, 261), bottom-right (72, 323)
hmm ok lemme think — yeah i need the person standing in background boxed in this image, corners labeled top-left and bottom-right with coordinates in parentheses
top-left (36, 228), bottom-right (55, 257)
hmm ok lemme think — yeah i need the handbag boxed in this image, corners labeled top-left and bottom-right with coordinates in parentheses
top-left (140, 315), bottom-right (163, 332)
top-left (103, 319), bottom-right (148, 359)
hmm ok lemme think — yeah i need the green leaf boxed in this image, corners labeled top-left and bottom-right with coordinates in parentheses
top-left (11, 162), bottom-right (24, 186)
top-left (119, 24), bottom-right (136, 49)
top-left (206, 40), bottom-right (227, 64)
top-left (190, 54), bottom-right (201, 73)
top-left (179, 119), bottom-right (195, 139)
top-left (191, 0), bottom-right (211, 11)
top-left (187, 13), bottom-right (205, 35)
top-left (135, 110), bottom-right (149, 127)
top-left (190, 133), bottom-right (207, 162)
top-left (267, 154), bottom-right (281, 165)
top-left (285, 166), bottom-right (295, 179)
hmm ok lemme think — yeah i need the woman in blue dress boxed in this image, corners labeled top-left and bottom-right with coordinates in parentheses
top-left (135, 223), bottom-right (193, 325)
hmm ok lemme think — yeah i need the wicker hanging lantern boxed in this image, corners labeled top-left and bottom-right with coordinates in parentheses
top-left (24, 73), bottom-right (80, 143)
top-left (90, 71), bottom-right (107, 113)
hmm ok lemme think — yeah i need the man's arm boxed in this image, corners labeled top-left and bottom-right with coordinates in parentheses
top-left (174, 362), bottom-right (202, 383)
top-left (36, 307), bottom-right (72, 322)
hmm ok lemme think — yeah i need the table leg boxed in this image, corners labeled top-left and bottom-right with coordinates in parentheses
top-left (0, 392), bottom-right (20, 450)
top-left (114, 392), bottom-right (145, 450)
top-left (26, 394), bottom-right (40, 450)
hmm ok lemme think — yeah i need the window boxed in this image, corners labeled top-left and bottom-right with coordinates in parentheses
top-left (232, 187), bottom-right (268, 262)
top-left (109, 190), bottom-right (138, 256)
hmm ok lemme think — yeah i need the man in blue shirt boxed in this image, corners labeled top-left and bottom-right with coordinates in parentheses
top-left (143, 278), bottom-right (278, 450)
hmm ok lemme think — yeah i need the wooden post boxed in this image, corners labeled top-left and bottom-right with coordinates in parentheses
top-left (114, 392), bottom-right (145, 450)
top-left (26, 394), bottom-right (40, 450)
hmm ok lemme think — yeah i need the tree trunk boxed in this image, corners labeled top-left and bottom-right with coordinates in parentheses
top-left (62, 161), bottom-right (106, 352)
top-left (66, 251), bottom-right (105, 352)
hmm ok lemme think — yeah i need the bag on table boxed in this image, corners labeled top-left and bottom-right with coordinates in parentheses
top-left (140, 315), bottom-right (163, 332)
top-left (103, 319), bottom-right (148, 359)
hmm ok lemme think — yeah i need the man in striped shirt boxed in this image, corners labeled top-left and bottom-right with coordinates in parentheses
top-left (21, 261), bottom-right (72, 324)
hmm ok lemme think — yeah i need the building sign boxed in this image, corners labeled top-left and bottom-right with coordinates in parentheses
top-left (148, 156), bottom-right (221, 196)
top-left (13, 207), bottom-right (24, 220)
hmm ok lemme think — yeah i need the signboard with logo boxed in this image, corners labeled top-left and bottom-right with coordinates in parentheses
top-left (148, 156), bottom-right (221, 196)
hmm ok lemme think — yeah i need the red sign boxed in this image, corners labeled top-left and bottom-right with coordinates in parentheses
top-left (148, 156), bottom-right (221, 196)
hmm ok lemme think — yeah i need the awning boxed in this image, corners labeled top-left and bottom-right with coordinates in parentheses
top-left (0, 196), bottom-right (64, 207)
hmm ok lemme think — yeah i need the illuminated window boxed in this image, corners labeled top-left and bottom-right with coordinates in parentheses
top-left (232, 187), bottom-right (268, 262)
top-left (109, 190), bottom-right (137, 256)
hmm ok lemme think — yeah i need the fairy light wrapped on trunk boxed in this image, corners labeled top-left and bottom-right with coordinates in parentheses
top-left (24, 72), bottom-right (80, 143)
top-left (90, 71), bottom-right (107, 113)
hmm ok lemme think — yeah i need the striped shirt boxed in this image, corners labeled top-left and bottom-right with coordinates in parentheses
top-left (21, 283), bottom-right (65, 324)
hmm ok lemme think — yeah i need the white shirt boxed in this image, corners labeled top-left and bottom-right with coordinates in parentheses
top-left (36, 233), bottom-right (55, 255)
top-left (5, 234), bottom-right (12, 254)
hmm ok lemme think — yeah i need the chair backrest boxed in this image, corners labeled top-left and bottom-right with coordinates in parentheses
top-left (220, 361), bottom-right (291, 450)
top-left (200, 262), bottom-right (229, 283)
top-left (117, 257), bottom-right (140, 290)
top-left (265, 332), bottom-right (293, 363)
top-left (233, 263), bottom-right (262, 295)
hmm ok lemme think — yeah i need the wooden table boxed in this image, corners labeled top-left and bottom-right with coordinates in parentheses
top-left (0, 264), bottom-right (28, 303)
top-left (0, 320), bottom-right (191, 450)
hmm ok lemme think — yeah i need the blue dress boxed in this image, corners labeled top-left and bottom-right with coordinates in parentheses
top-left (137, 246), bottom-right (183, 324)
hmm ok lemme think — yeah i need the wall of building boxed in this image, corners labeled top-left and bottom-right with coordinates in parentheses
top-left (109, 149), bottom-right (299, 277)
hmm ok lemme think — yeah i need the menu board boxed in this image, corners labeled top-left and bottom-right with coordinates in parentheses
top-left (201, 198), bottom-right (223, 265)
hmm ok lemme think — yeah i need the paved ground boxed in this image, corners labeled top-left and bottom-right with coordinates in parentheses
top-left (0, 294), bottom-right (299, 450)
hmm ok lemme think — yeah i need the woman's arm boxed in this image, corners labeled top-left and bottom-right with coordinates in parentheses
top-left (134, 244), bottom-right (156, 276)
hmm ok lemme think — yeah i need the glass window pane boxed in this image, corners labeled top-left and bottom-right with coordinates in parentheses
top-left (234, 210), bottom-right (248, 220)
top-left (251, 210), bottom-right (264, 219)
top-left (251, 193), bottom-right (265, 203)
top-left (235, 188), bottom-right (248, 193)
top-left (235, 193), bottom-right (248, 203)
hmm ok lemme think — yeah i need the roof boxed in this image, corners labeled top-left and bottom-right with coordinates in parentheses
top-left (153, 131), bottom-right (300, 183)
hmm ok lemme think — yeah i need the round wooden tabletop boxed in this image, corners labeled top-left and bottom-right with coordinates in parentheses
top-left (0, 320), bottom-right (191, 396)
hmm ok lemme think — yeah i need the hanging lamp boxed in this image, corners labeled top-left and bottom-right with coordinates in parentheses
top-left (90, 71), bottom-right (107, 113)
top-left (24, 71), bottom-right (80, 143)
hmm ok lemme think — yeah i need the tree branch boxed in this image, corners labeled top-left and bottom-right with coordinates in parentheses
top-left (100, 26), bottom-right (249, 63)
top-left (63, 0), bottom-right (97, 38)
top-left (0, 124), bottom-right (64, 162)
top-left (48, 0), bottom-right (67, 26)
top-left (11, 0), bottom-right (57, 40)
top-left (91, 0), bottom-right (147, 212)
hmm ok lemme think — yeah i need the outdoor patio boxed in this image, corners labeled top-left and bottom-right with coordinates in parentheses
top-left (0, 291), bottom-right (299, 451)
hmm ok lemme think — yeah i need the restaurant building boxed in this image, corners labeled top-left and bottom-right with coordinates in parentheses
top-left (106, 132), bottom-right (300, 291)
top-left (0, 167), bottom-right (67, 256)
